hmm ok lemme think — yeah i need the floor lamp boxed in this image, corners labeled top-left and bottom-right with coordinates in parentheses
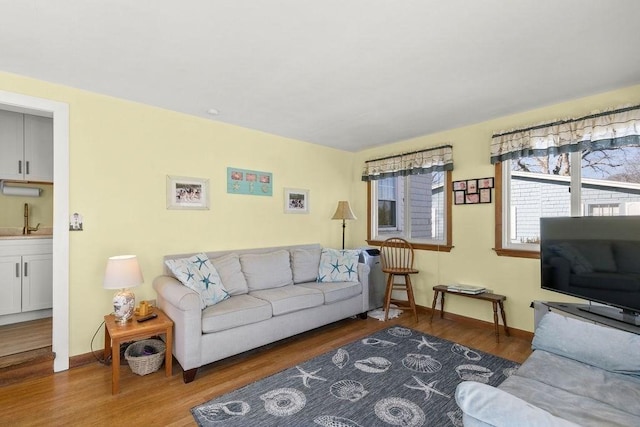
top-left (332, 201), bottom-right (357, 250)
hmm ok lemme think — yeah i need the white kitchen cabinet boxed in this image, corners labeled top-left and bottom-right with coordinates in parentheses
top-left (21, 253), bottom-right (53, 312)
top-left (0, 110), bottom-right (53, 182)
top-left (0, 255), bottom-right (22, 315)
top-left (0, 239), bottom-right (53, 316)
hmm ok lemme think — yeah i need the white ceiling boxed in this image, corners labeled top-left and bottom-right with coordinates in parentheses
top-left (1, 1), bottom-right (640, 152)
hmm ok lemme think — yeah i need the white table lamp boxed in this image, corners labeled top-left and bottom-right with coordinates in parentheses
top-left (103, 255), bottom-right (144, 324)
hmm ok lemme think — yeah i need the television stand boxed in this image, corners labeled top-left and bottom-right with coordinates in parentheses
top-left (534, 301), bottom-right (640, 335)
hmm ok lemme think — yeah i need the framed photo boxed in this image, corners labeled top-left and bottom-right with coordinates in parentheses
top-left (478, 177), bottom-right (495, 189)
top-left (480, 188), bottom-right (492, 203)
top-left (465, 193), bottom-right (480, 204)
top-left (454, 190), bottom-right (466, 205)
top-left (166, 175), bottom-right (210, 210)
top-left (466, 179), bottom-right (478, 194)
top-left (284, 188), bottom-right (309, 214)
top-left (453, 180), bottom-right (467, 191)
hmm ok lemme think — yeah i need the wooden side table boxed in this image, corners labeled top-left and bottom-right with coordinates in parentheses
top-left (103, 309), bottom-right (173, 394)
top-left (430, 285), bottom-right (510, 342)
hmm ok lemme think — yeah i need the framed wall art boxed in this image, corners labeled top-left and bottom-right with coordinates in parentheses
top-left (227, 167), bottom-right (273, 196)
top-left (452, 176), bottom-right (494, 205)
top-left (166, 175), bottom-right (210, 210)
top-left (479, 177), bottom-right (495, 189)
top-left (284, 188), bottom-right (309, 214)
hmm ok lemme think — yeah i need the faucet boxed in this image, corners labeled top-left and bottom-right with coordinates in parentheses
top-left (23, 203), bottom-right (40, 235)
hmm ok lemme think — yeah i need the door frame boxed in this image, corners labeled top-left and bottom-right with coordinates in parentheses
top-left (0, 90), bottom-right (70, 372)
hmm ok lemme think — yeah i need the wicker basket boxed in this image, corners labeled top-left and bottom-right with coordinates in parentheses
top-left (124, 339), bottom-right (166, 376)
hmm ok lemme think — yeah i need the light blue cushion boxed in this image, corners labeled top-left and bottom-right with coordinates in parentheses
top-left (532, 311), bottom-right (640, 377)
top-left (290, 247), bottom-right (322, 284)
top-left (240, 250), bottom-right (293, 291)
top-left (317, 248), bottom-right (359, 283)
top-left (165, 253), bottom-right (230, 309)
top-left (455, 381), bottom-right (580, 427)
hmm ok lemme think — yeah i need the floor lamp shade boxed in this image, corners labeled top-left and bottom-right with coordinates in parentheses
top-left (332, 201), bottom-right (357, 250)
top-left (103, 255), bottom-right (144, 324)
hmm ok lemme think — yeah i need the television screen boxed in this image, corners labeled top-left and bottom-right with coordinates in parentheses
top-left (540, 216), bottom-right (640, 326)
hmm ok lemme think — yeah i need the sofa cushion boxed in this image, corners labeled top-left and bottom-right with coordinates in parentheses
top-left (240, 250), bottom-right (293, 291)
top-left (164, 253), bottom-right (229, 309)
top-left (249, 285), bottom-right (323, 316)
top-left (210, 253), bottom-right (249, 295)
top-left (290, 247), bottom-right (322, 284)
top-left (455, 381), bottom-right (579, 427)
top-left (499, 368), bottom-right (640, 426)
top-left (532, 311), bottom-right (640, 376)
top-left (510, 349), bottom-right (640, 418)
top-left (317, 248), bottom-right (359, 282)
top-left (298, 281), bottom-right (362, 304)
top-left (201, 294), bottom-right (272, 333)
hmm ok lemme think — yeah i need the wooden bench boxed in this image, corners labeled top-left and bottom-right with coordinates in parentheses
top-left (430, 285), bottom-right (510, 342)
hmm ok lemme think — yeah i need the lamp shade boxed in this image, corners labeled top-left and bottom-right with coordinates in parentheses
top-left (331, 201), bottom-right (357, 221)
top-left (103, 255), bottom-right (144, 290)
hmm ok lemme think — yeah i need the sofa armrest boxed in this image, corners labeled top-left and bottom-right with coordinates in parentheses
top-left (152, 275), bottom-right (203, 371)
top-left (455, 381), bottom-right (579, 427)
top-left (358, 262), bottom-right (371, 313)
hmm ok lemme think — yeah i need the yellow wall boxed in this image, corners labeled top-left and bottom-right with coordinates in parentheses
top-left (352, 84), bottom-right (640, 332)
top-left (2, 68), bottom-right (640, 357)
top-left (0, 71), bottom-right (354, 356)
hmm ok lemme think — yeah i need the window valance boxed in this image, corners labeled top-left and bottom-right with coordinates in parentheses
top-left (490, 105), bottom-right (640, 164)
top-left (361, 145), bottom-right (453, 182)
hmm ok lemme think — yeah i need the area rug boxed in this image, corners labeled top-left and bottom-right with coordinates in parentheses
top-left (192, 327), bottom-right (520, 426)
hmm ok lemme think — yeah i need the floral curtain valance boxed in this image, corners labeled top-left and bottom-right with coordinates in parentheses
top-left (361, 145), bottom-right (453, 182)
top-left (490, 105), bottom-right (640, 164)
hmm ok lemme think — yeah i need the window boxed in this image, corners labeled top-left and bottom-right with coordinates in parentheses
top-left (363, 145), bottom-right (453, 251)
top-left (368, 171), bottom-right (452, 250)
top-left (377, 177), bottom-right (397, 228)
top-left (498, 144), bottom-right (640, 255)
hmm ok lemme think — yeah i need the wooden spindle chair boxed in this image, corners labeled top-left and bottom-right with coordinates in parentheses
top-left (380, 237), bottom-right (419, 321)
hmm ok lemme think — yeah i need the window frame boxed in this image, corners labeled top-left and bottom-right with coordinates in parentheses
top-left (366, 170), bottom-right (453, 252)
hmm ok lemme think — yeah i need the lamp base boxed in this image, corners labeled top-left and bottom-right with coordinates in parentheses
top-left (113, 289), bottom-right (136, 324)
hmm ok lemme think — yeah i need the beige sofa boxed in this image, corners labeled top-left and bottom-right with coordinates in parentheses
top-left (152, 243), bottom-right (370, 382)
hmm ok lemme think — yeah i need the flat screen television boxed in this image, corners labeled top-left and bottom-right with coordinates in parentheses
top-left (540, 216), bottom-right (640, 326)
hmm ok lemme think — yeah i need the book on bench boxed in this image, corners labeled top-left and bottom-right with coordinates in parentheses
top-left (446, 284), bottom-right (486, 294)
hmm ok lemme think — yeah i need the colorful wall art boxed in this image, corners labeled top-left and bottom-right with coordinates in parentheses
top-left (227, 167), bottom-right (273, 196)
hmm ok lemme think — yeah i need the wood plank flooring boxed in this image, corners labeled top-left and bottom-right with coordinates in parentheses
top-left (0, 317), bottom-right (52, 358)
top-left (0, 312), bottom-right (533, 426)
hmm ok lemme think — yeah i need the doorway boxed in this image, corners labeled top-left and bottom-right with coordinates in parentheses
top-left (0, 90), bottom-right (69, 372)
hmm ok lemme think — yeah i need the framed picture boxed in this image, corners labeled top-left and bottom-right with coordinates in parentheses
top-left (466, 179), bottom-right (478, 194)
top-left (480, 188), bottom-right (492, 203)
top-left (465, 193), bottom-right (480, 204)
top-left (166, 175), bottom-right (210, 210)
top-left (454, 190), bottom-right (466, 205)
top-left (227, 167), bottom-right (273, 196)
top-left (453, 180), bottom-right (467, 191)
top-left (284, 188), bottom-right (309, 214)
top-left (479, 177), bottom-right (495, 189)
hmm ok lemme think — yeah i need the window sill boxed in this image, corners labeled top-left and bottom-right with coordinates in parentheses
top-left (366, 239), bottom-right (453, 252)
top-left (493, 248), bottom-right (540, 259)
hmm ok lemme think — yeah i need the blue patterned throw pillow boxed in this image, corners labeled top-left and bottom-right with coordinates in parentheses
top-left (165, 253), bottom-right (230, 309)
top-left (317, 248), bottom-right (359, 282)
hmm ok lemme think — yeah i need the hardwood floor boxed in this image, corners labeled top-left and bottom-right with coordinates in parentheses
top-left (0, 317), bottom-right (52, 358)
top-left (0, 312), bottom-right (533, 426)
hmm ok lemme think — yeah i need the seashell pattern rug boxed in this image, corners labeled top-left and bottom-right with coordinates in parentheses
top-left (192, 327), bottom-right (520, 426)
